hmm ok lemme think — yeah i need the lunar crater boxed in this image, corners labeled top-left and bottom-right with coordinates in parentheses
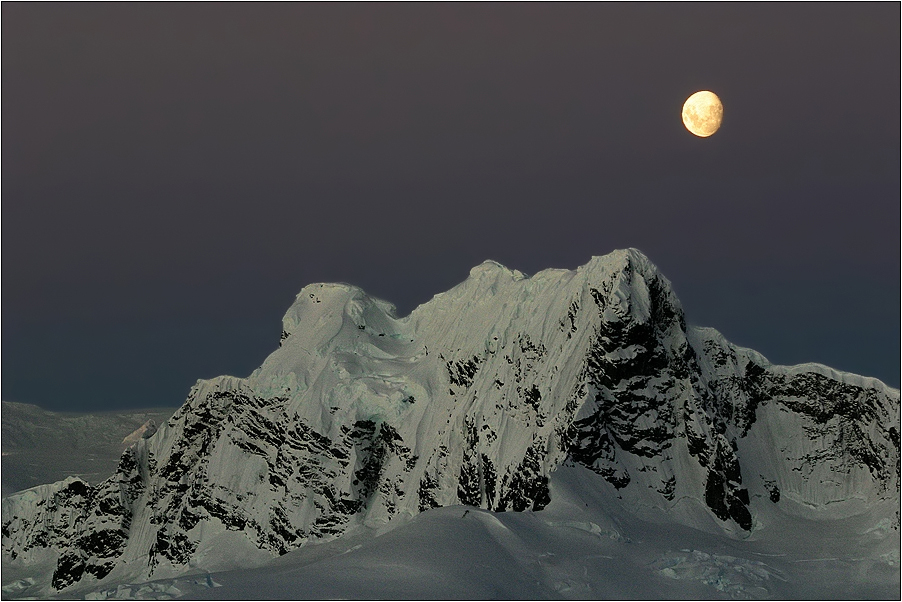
top-left (682, 91), bottom-right (723, 137)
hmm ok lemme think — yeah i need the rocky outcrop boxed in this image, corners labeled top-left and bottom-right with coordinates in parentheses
top-left (3, 249), bottom-right (898, 594)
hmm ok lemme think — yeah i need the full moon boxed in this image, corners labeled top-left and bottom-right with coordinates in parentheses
top-left (681, 90), bottom-right (723, 137)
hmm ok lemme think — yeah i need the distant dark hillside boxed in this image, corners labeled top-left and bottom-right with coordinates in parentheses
top-left (1, 401), bottom-right (176, 496)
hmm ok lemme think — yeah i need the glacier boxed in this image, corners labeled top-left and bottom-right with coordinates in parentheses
top-left (2, 248), bottom-right (898, 598)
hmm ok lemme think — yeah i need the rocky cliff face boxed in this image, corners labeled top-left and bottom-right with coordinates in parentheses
top-left (3, 249), bottom-right (898, 593)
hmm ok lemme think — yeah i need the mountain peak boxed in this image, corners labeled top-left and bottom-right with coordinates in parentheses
top-left (578, 247), bottom-right (656, 277)
top-left (467, 259), bottom-right (528, 281)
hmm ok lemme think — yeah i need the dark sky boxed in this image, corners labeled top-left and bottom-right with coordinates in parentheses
top-left (4, 4), bottom-right (899, 412)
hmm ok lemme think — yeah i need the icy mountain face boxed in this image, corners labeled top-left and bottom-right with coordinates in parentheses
top-left (3, 249), bottom-right (899, 593)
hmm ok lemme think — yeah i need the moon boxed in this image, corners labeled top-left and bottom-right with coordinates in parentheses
top-left (681, 91), bottom-right (723, 137)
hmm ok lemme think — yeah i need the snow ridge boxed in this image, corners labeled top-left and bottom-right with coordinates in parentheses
top-left (2, 249), bottom-right (898, 595)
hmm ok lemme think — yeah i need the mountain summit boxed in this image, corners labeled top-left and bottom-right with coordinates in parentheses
top-left (3, 249), bottom-right (899, 595)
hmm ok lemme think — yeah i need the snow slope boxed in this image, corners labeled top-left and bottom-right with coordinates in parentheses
top-left (6, 465), bottom-right (896, 600)
top-left (2, 249), bottom-right (898, 598)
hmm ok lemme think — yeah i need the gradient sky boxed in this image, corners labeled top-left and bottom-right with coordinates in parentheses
top-left (4, 4), bottom-right (899, 412)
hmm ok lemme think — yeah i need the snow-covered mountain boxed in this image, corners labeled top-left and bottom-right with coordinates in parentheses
top-left (2, 249), bottom-right (898, 598)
